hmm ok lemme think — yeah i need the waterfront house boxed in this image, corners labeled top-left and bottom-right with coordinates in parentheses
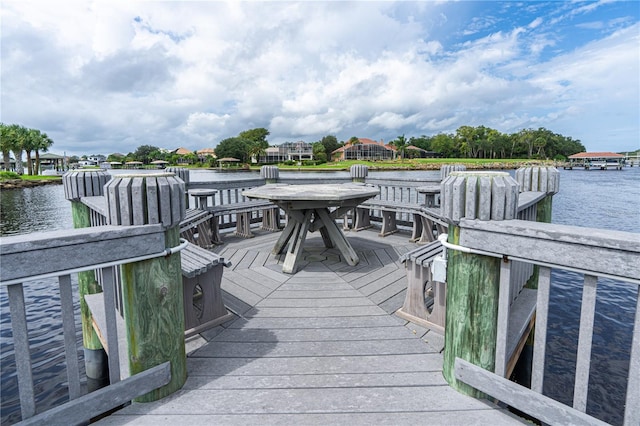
top-left (332, 138), bottom-right (396, 161)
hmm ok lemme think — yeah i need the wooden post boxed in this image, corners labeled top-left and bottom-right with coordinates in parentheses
top-left (260, 166), bottom-right (281, 230)
top-left (260, 165), bottom-right (279, 184)
top-left (104, 173), bottom-right (187, 402)
top-left (516, 165), bottom-right (559, 224)
top-left (440, 171), bottom-right (519, 398)
top-left (166, 167), bottom-right (190, 206)
top-left (350, 164), bottom-right (368, 183)
top-left (62, 170), bottom-right (111, 389)
top-left (516, 166), bottom-right (560, 289)
top-left (515, 166), bottom-right (560, 383)
top-left (440, 164), bottom-right (466, 181)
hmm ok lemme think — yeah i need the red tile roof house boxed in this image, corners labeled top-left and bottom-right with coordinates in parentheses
top-left (332, 138), bottom-right (397, 161)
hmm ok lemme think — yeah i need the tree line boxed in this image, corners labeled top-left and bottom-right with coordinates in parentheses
top-left (400, 126), bottom-right (585, 160)
top-left (0, 123), bottom-right (55, 175)
top-left (1, 123), bottom-right (587, 174)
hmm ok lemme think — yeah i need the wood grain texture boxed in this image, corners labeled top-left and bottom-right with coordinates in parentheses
top-left (443, 226), bottom-right (500, 398)
top-left (72, 201), bottom-right (103, 350)
top-left (121, 227), bottom-right (187, 402)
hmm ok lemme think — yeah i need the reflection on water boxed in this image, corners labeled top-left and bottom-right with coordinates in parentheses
top-left (1, 185), bottom-right (73, 236)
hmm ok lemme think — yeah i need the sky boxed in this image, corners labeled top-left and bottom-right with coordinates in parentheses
top-left (1, 1), bottom-right (639, 157)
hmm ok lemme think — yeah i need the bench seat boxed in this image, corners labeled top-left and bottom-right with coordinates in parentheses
top-left (180, 208), bottom-right (217, 248)
top-left (396, 240), bottom-right (446, 333)
top-left (180, 242), bottom-right (233, 337)
top-left (207, 200), bottom-right (281, 242)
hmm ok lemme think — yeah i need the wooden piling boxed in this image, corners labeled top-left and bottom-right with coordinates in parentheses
top-left (440, 171), bottom-right (519, 398)
top-left (350, 164), bottom-right (368, 183)
top-left (63, 170), bottom-right (111, 382)
top-left (260, 165), bottom-right (280, 184)
top-left (516, 166), bottom-right (560, 289)
top-left (104, 173), bottom-right (187, 402)
top-left (515, 165), bottom-right (559, 224)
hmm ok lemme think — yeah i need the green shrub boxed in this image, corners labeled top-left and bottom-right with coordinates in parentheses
top-left (0, 171), bottom-right (20, 180)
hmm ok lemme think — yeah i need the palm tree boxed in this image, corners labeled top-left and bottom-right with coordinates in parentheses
top-left (248, 142), bottom-right (267, 164)
top-left (8, 124), bottom-right (26, 175)
top-left (35, 132), bottom-right (54, 174)
top-left (23, 128), bottom-right (43, 175)
top-left (0, 123), bottom-right (13, 171)
top-left (390, 134), bottom-right (408, 161)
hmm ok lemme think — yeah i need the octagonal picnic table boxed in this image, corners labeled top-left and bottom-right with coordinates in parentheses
top-left (243, 183), bottom-right (379, 273)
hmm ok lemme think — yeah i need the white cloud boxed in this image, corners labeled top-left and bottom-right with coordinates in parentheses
top-left (1, 1), bottom-right (637, 156)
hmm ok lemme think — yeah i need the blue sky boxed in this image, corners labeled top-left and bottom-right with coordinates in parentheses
top-left (1, 1), bottom-right (638, 157)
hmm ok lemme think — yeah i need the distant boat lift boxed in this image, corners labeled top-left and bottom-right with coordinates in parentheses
top-left (565, 152), bottom-right (625, 170)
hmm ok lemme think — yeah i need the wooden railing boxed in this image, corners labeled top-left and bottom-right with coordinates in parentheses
top-left (0, 225), bottom-right (176, 424)
top-left (449, 219), bottom-right (640, 426)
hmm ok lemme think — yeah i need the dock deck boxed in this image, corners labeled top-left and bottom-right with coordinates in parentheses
top-left (97, 228), bottom-right (524, 425)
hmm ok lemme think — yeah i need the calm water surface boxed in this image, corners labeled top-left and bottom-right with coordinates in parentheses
top-left (1, 167), bottom-right (638, 424)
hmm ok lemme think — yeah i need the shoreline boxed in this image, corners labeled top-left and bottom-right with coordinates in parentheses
top-left (0, 178), bottom-right (63, 189)
top-left (0, 161), bottom-right (558, 189)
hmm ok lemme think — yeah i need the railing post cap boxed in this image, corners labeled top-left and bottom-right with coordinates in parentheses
top-left (350, 164), bottom-right (368, 182)
top-left (165, 167), bottom-right (190, 184)
top-left (440, 164), bottom-right (467, 180)
top-left (104, 173), bottom-right (185, 228)
top-left (260, 165), bottom-right (280, 182)
top-left (515, 166), bottom-right (560, 194)
top-left (62, 169), bottom-right (111, 200)
top-left (449, 171), bottom-right (509, 178)
top-left (441, 171), bottom-right (519, 225)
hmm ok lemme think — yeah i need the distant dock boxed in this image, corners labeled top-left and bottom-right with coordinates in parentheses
top-left (564, 151), bottom-right (626, 170)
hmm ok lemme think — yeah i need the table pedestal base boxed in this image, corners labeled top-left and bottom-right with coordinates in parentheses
top-left (273, 207), bottom-right (359, 274)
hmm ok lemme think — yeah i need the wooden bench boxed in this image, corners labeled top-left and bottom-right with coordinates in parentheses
top-left (85, 241), bottom-right (233, 376)
top-left (357, 199), bottom-right (426, 239)
top-left (180, 208), bottom-right (217, 248)
top-left (207, 200), bottom-right (281, 243)
top-left (396, 240), bottom-right (446, 334)
top-left (181, 242), bottom-right (234, 338)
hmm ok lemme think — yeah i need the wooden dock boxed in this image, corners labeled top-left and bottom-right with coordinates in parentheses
top-left (96, 228), bottom-right (525, 425)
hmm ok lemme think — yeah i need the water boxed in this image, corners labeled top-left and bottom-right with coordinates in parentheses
top-left (1, 167), bottom-right (638, 424)
top-left (545, 168), bottom-right (639, 424)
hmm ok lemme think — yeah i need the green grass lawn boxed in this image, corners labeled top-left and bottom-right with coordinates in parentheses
top-left (0, 171), bottom-right (63, 181)
top-left (249, 158), bottom-right (555, 171)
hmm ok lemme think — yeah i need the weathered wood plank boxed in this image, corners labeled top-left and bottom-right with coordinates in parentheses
top-left (367, 275), bottom-right (407, 305)
top-left (20, 362), bottom-right (171, 426)
top-left (223, 270), bottom-right (273, 298)
top-left (99, 410), bottom-right (521, 425)
top-left (273, 281), bottom-right (354, 291)
top-left (211, 326), bottom-right (417, 342)
top-left (455, 358), bottom-right (608, 426)
top-left (256, 297), bottom-right (374, 308)
top-left (241, 305), bottom-right (386, 318)
top-left (458, 219), bottom-right (640, 281)
top-left (358, 268), bottom-right (407, 297)
top-left (221, 280), bottom-right (264, 307)
top-left (378, 288), bottom-right (407, 314)
top-left (573, 274), bottom-right (598, 412)
top-left (0, 225), bottom-right (165, 283)
top-left (193, 337), bottom-right (432, 358)
top-left (183, 370), bottom-right (446, 389)
top-left (531, 267), bottom-right (551, 394)
top-left (270, 289), bottom-right (363, 298)
top-left (233, 268), bottom-right (282, 291)
top-left (348, 265), bottom-right (400, 289)
top-left (226, 315), bottom-right (403, 330)
top-left (100, 385), bottom-right (506, 416)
